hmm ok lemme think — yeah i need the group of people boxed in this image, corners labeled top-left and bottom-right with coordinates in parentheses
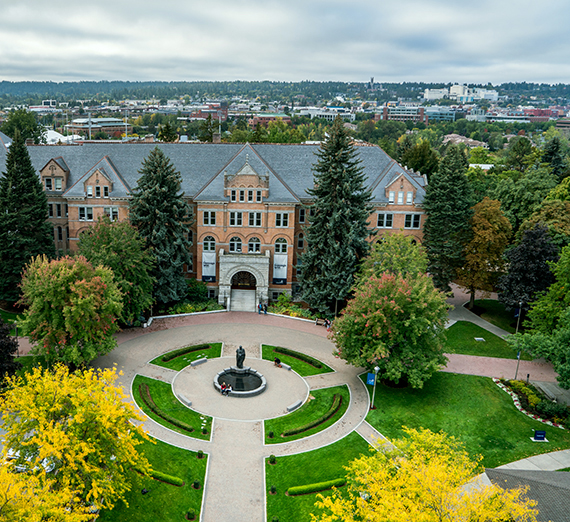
top-left (257, 302), bottom-right (268, 314)
top-left (220, 382), bottom-right (232, 396)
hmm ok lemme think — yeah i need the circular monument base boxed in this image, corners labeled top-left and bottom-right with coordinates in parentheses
top-left (214, 366), bottom-right (266, 397)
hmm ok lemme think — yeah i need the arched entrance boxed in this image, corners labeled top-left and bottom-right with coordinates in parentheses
top-left (231, 271), bottom-right (257, 290)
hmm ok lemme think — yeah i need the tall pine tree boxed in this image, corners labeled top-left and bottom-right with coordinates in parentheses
top-left (300, 117), bottom-right (373, 315)
top-left (422, 144), bottom-right (473, 292)
top-left (0, 130), bottom-right (54, 303)
top-left (129, 147), bottom-right (192, 306)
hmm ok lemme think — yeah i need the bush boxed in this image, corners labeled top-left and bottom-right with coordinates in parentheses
top-left (138, 383), bottom-right (194, 433)
top-left (192, 480), bottom-right (200, 489)
top-left (197, 450), bottom-right (204, 459)
top-left (167, 298), bottom-right (224, 315)
top-left (201, 427), bottom-right (208, 435)
top-left (271, 517), bottom-right (279, 522)
top-left (187, 509), bottom-right (196, 520)
top-left (287, 477), bottom-right (346, 496)
top-left (269, 454), bottom-right (276, 465)
top-left (282, 395), bottom-right (342, 437)
top-left (268, 431), bottom-right (274, 439)
top-left (268, 293), bottom-right (318, 319)
top-left (151, 469), bottom-right (184, 486)
top-left (272, 346), bottom-right (323, 368)
top-left (186, 278), bottom-right (209, 302)
top-left (161, 344), bottom-right (211, 362)
top-left (270, 485), bottom-right (276, 494)
top-left (536, 400), bottom-right (570, 420)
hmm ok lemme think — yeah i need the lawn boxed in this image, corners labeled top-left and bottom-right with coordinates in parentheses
top-left (98, 436), bottom-right (207, 522)
top-left (149, 342), bottom-right (223, 371)
top-left (261, 344), bottom-right (333, 377)
top-left (472, 299), bottom-right (518, 334)
top-left (444, 321), bottom-right (531, 360)
top-left (132, 375), bottom-right (212, 440)
top-left (364, 372), bottom-right (570, 469)
top-left (264, 385), bottom-right (350, 444)
top-left (266, 431), bottom-right (370, 522)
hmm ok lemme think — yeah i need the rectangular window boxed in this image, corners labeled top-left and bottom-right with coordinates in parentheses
top-left (256, 190), bottom-right (262, 202)
top-left (54, 178), bottom-right (62, 191)
top-left (65, 204), bottom-right (68, 217)
top-left (407, 191), bottom-right (413, 204)
top-left (56, 204), bottom-right (62, 218)
top-left (397, 191), bottom-right (404, 204)
top-left (229, 211), bottom-right (242, 226)
top-left (203, 211), bottom-right (216, 225)
top-left (104, 186), bottom-right (109, 197)
top-left (231, 190), bottom-right (236, 202)
top-left (299, 208), bottom-right (305, 223)
top-left (45, 178), bottom-right (52, 190)
top-left (249, 212), bottom-right (262, 227)
top-left (48, 204), bottom-right (53, 218)
top-left (58, 227), bottom-right (63, 241)
top-left (188, 230), bottom-right (193, 243)
top-left (95, 186), bottom-right (101, 197)
top-left (388, 191), bottom-right (395, 204)
top-left (79, 207), bottom-right (93, 221)
top-left (104, 207), bottom-right (119, 221)
top-left (377, 213), bottom-right (393, 228)
top-left (248, 190), bottom-right (254, 202)
top-left (275, 213), bottom-right (288, 227)
top-left (239, 190), bottom-right (245, 202)
top-left (86, 186), bottom-right (93, 197)
top-left (404, 214), bottom-right (421, 229)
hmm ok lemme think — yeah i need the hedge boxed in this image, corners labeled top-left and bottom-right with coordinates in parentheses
top-left (150, 469), bottom-right (184, 487)
top-left (138, 383), bottom-right (194, 433)
top-left (272, 346), bottom-right (322, 369)
top-left (287, 478), bottom-right (346, 496)
top-left (161, 344), bottom-right (211, 362)
top-left (282, 394), bottom-right (342, 437)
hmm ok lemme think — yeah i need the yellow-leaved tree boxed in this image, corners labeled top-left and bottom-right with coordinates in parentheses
top-left (312, 427), bottom-right (538, 522)
top-left (0, 364), bottom-right (152, 518)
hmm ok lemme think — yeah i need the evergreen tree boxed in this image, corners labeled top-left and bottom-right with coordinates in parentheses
top-left (0, 131), bottom-right (54, 303)
top-left (157, 120), bottom-right (177, 142)
top-left (129, 147), bottom-right (192, 306)
top-left (422, 144), bottom-right (473, 292)
top-left (543, 136), bottom-right (566, 180)
top-left (300, 117), bottom-right (373, 315)
top-left (0, 315), bottom-right (20, 380)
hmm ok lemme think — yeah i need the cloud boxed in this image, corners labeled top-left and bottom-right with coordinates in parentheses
top-left (1, 0), bottom-right (570, 83)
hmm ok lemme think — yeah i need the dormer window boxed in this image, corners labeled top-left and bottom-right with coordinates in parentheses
top-left (231, 189), bottom-right (236, 202)
top-left (257, 190), bottom-right (262, 202)
top-left (104, 186), bottom-right (109, 197)
top-left (45, 178), bottom-right (52, 190)
top-left (397, 191), bottom-right (404, 204)
top-left (388, 191), bottom-right (395, 204)
top-left (239, 190), bottom-right (245, 202)
top-left (248, 190), bottom-right (254, 202)
top-left (54, 178), bottom-right (62, 191)
top-left (407, 191), bottom-right (413, 204)
top-left (95, 186), bottom-right (101, 198)
top-left (86, 186), bottom-right (93, 197)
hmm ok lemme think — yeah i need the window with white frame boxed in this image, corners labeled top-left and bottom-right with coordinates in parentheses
top-left (231, 189), bottom-right (236, 202)
top-left (299, 208), bottom-right (306, 223)
top-left (229, 211), bottom-right (242, 226)
top-left (79, 207), bottom-right (93, 221)
top-left (404, 214), bottom-right (421, 229)
top-left (275, 213), bottom-right (288, 227)
top-left (297, 233), bottom-right (304, 249)
top-left (377, 213), bottom-right (393, 228)
top-left (256, 190), bottom-right (262, 202)
top-left (296, 258), bottom-right (302, 276)
top-left (95, 186), bottom-right (101, 198)
top-left (45, 178), bottom-right (52, 190)
top-left (54, 178), bottom-right (62, 191)
top-left (397, 191), bottom-right (404, 204)
top-left (406, 191), bottom-right (413, 204)
top-left (104, 207), bottom-right (119, 221)
top-left (229, 236), bottom-right (242, 253)
top-left (104, 186), bottom-right (109, 197)
top-left (249, 212), bottom-right (262, 227)
top-left (248, 237), bottom-right (260, 252)
top-left (86, 186), bottom-right (93, 197)
top-left (248, 190), bottom-right (254, 202)
top-left (56, 204), bottom-right (62, 218)
top-left (203, 211), bottom-right (216, 225)
top-left (203, 236), bottom-right (216, 251)
top-left (239, 190), bottom-right (245, 202)
top-left (275, 238), bottom-right (287, 253)
top-left (388, 191), bottom-right (395, 204)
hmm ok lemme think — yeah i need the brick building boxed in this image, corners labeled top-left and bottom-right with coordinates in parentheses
top-left (0, 140), bottom-right (427, 308)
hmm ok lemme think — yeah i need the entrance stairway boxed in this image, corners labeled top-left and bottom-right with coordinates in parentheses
top-left (230, 289), bottom-right (256, 312)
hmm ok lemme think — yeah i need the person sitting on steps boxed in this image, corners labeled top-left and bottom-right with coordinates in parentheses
top-left (274, 357), bottom-right (282, 368)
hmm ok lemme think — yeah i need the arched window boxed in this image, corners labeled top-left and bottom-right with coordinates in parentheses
top-left (229, 236), bottom-right (242, 253)
top-left (297, 233), bottom-right (304, 249)
top-left (248, 237), bottom-right (260, 253)
top-left (275, 238), bottom-right (287, 253)
top-left (203, 236), bottom-right (216, 251)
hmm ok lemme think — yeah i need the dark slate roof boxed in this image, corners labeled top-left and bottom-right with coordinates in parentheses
top-left (0, 141), bottom-right (426, 203)
top-left (486, 468), bottom-right (570, 522)
top-left (0, 131), bottom-right (11, 151)
top-left (65, 156), bottom-right (131, 199)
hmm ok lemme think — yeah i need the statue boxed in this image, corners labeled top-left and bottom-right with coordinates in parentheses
top-left (236, 346), bottom-right (246, 369)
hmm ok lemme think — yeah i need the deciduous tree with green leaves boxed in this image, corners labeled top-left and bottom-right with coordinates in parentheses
top-left (78, 216), bottom-right (155, 324)
top-left (398, 138), bottom-right (439, 179)
top-left (157, 120), bottom-right (178, 142)
top-left (300, 117), bottom-right (373, 315)
top-left (457, 198), bottom-right (512, 309)
top-left (517, 199), bottom-right (570, 249)
top-left (129, 147), bottom-right (193, 306)
top-left (0, 315), bottom-right (19, 380)
top-left (19, 255), bottom-right (122, 367)
top-left (0, 131), bottom-right (55, 303)
top-left (331, 271), bottom-right (448, 388)
top-left (0, 108), bottom-right (46, 144)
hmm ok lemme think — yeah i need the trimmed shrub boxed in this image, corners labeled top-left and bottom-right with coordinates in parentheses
top-left (268, 431), bottom-right (274, 439)
top-left (151, 469), bottom-right (184, 486)
top-left (270, 485), bottom-right (276, 494)
top-left (192, 480), bottom-right (201, 489)
top-left (138, 383), bottom-right (194, 433)
top-left (197, 450), bottom-right (204, 459)
top-left (269, 454), bottom-right (276, 465)
top-left (271, 517), bottom-right (279, 522)
top-left (287, 478), bottom-right (346, 496)
top-left (282, 395), bottom-right (342, 437)
top-left (161, 344), bottom-right (211, 362)
top-left (187, 509), bottom-right (196, 520)
top-left (536, 400), bottom-right (570, 420)
top-left (272, 346), bottom-right (323, 368)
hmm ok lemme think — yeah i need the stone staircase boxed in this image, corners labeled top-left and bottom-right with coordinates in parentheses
top-left (230, 289), bottom-right (256, 312)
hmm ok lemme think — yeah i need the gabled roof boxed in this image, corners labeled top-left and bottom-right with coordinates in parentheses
top-left (40, 156), bottom-right (70, 173)
top-left (64, 156), bottom-right (131, 198)
top-left (0, 131), bottom-right (12, 151)
top-left (486, 468), bottom-right (570, 522)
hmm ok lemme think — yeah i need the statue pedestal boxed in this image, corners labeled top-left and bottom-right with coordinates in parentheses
top-left (230, 366), bottom-right (251, 374)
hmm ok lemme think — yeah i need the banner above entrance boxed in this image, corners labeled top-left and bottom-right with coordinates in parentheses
top-left (202, 252), bottom-right (216, 282)
top-left (273, 254), bottom-right (287, 285)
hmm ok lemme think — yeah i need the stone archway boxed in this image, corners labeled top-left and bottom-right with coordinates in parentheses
top-left (231, 271), bottom-right (257, 290)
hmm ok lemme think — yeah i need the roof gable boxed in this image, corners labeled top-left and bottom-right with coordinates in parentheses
top-left (64, 156), bottom-right (131, 198)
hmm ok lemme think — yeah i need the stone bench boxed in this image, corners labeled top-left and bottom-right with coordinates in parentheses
top-left (281, 363), bottom-right (292, 371)
top-left (178, 394), bottom-right (192, 407)
top-left (190, 357), bottom-right (208, 367)
top-left (287, 400), bottom-right (303, 412)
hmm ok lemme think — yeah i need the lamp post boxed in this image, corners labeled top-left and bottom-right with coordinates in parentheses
top-left (370, 366), bottom-right (380, 410)
top-left (514, 301), bottom-right (523, 380)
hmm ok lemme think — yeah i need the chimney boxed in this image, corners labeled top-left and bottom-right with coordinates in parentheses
top-left (25, 138), bottom-right (34, 146)
top-left (144, 135), bottom-right (154, 143)
top-left (212, 133), bottom-right (221, 144)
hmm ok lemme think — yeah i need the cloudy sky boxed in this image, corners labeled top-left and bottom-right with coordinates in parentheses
top-left (1, 0), bottom-right (569, 84)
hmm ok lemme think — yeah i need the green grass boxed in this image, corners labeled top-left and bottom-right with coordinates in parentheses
top-left (264, 385), bottom-right (350, 444)
top-left (132, 375), bottom-right (212, 440)
top-left (149, 342), bottom-right (223, 371)
top-left (472, 299), bottom-right (518, 334)
top-left (261, 344), bottom-right (334, 376)
top-left (445, 321), bottom-right (532, 360)
top-left (98, 436), bottom-right (207, 522)
top-left (266, 431), bottom-right (370, 522)
top-left (364, 372), bottom-right (570, 469)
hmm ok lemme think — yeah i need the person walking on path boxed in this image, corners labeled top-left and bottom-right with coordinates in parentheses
top-left (257, 303), bottom-right (262, 314)
top-left (263, 303), bottom-right (267, 315)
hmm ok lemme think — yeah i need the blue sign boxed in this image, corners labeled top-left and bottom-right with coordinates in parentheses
top-left (534, 430), bottom-right (546, 441)
top-left (367, 373), bottom-right (376, 386)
